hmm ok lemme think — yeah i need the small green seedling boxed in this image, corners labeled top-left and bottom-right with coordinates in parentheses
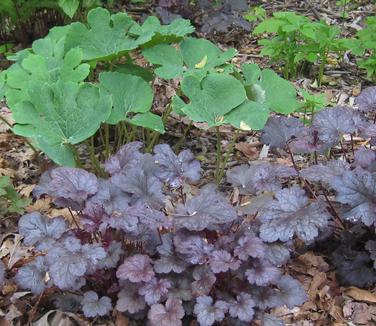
top-left (0, 176), bottom-right (31, 216)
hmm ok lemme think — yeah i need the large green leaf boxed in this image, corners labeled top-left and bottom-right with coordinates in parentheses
top-left (99, 72), bottom-right (153, 124)
top-left (64, 7), bottom-right (138, 61)
top-left (142, 38), bottom-right (236, 79)
top-left (224, 101), bottom-right (270, 131)
top-left (5, 28), bottom-right (89, 108)
top-left (129, 112), bottom-right (164, 133)
top-left (242, 64), bottom-right (300, 114)
top-left (0, 71), bottom-right (5, 100)
top-left (12, 80), bottom-right (111, 166)
top-left (129, 16), bottom-right (194, 48)
top-left (58, 0), bottom-right (79, 18)
top-left (180, 73), bottom-right (247, 127)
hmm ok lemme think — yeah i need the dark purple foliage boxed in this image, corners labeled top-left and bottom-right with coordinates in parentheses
top-left (81, 291), bottom-right (112, 317)
top-left (138, 277), bottom-right (172, 305)
top-left (116, 283), bottom-right (146, 314)
top-left (366, 240), bottom-right (376, 269)
top-left (153, 144), bottom-right (201, 187)
top-left (174, 184), bottom-right (237, 231)
top-left (33, 167), bottom-right (98, 210)
top-left (245, 260), bottom-right (281, 286)
top-left (226, 162), bottom-right (295, 194)
top-left (148, 297), bottom-right (185, 326)
top-left (117, 254), bottom-right (155, 283)
top-left (275, 276), bottom-right (307, 309)
top-left (193, 296), bottom-right (228, 326)
top-left (261, 116), bottom-right (305, 149)
top-left (354, 147), bottom-right (376, 172)
top-left (227, 293), bottom-right (255, 322)
top-left (355, 86), bottom-right (376, 112)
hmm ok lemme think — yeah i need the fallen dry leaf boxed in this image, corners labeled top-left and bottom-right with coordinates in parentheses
top-left (345, 287), bottom-right (376, 304)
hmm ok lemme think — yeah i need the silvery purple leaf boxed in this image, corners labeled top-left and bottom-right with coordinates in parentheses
top-left (18, 212), bottom-right (67, 249)
top-left (82, 291), bottom-right (112, 317)
top-left (148, 297), bottom-right (185, 326)
top-left (290, 127), bottom-right (333, 154)
top-left (14, 256), bottom-right (50, 294)
top-left (261, 314), bottom-right (286, 326)
top-left (301, 159), bottom-right (349, 184)
top-left (261, 116), bottom-right (305, 149)
top-left (53, 293), bottom-right (83, 312)
top-left (191, 266), bottom-right (216, 297)
top-left (228, 293), bottom-right (255, 322)
top-left (276, 276), bottom-right (307, 309)
top-left (81, 243), bottom-right (108, 273)
top-left (97, 241), bottom-right (124, 269)
top-left (168, 274), bottom-right (193, 301)
top-left (116, 254), bottom-right (155, 283)
top-left (173, 231), bottom-right (214, 264)
top-left (47, 246), bottom-right (87, 290)
top-left (354, 147), bottom-right (376, 172)
top-left (331, 169), bottom-right (376, 226)
top-left (33, 167), bottom-right (98, 210)
top-left (245, 260), bottom-right (281, 286)
top-left (154, 256), bottom-right (188, 274)
top-left (360, 122), bottom-right (376, 140)
top-left (258, 186), bottom-right (330, 242)
top-left (86, 179), bottom-right (131, 216)
top-left (355, 86), bottom-right (376, 112)
top-left (174, 184), bottom-right (237, 231)
top-left (116, 283), bottom-right (146, 314)
top-left (250, 286), bottom-right (281, 309)
top-left (264, 244), bottom-right (291, 267)
top-left (312, 107), bottom-right (358, 143)
top-left (227, 163), bottom-right (295, 195)
top-left (234, 235), bottom-right (265, 261)
top-left (153, 144), bottom-right (201, 187)
top-left (138, 277), bottom-right (172, 305)
top-left (113, 164), bottom-right (165, 209)
top-left (157, 233), bottom-right (174, 256)
top-left (194, 296), bottom-right (228, 326)
top-left (104, 141), bottom-right (143, 175)
top-left (209, 250), bottom-right (241, 273)
top-left (365, 240), bottom-right (376, 269)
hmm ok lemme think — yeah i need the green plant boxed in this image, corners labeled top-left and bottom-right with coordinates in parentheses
top-left (0, 176), bottom-right (31, 215)
top-left (244, 5), bottom-right (266, 23)
top-left (254, 12), bottom-right (343, 83)
top-left (253, 12), bottom-right (311, 79)
top-left (2, 7), bottom-right (194, 166)
top-left (297, 89), bottom-right (328, 124)
top-left (343, 16), bottom-right (376, 80)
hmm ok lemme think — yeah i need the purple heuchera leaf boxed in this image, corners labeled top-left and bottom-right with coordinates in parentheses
top-left (191, 266), bottom-right (216, 297)
top-left (174, 231), bottom-right (213, 264)
top-left (33, 167), bottom-right (98, 210)
top-left (148, 297), bottom-right (185, 326)
top-left (245, 260), bottom-right (281, 286)
top-left (112, 159), bottom-right (165, 209)
top-left (227, 162), bottom-right (295, 195)
top-left (290, 127), bottom-right (333, 154)
top-left (264, 243), bottom-right (291, 267)
top-left (174, 184), bottom-right (237, 231)
top-left (234, 235), bottom-right (265, 261)
top-left (209, 250), bottom-right (241, 273)
top-left (116, 283), bottom-right (146, 314)
top-left (153, 144), bottom-right (201, 187)
top-left (258, 186), bottom-right (330, 242)
top-left (228, 293), bottom-right (255, 322)
top-left (138, 277), bottom-right (172, 305)
top-left (331, 169), bottom-right (376, 226)
top-left (116, 254), bottom-right (155, 283)
top-left (14, 256), bottom-right (50, 294)
top-left (104, 141), bottom-right (143, 175)
top-left (97, 241), bottom-right (124, 269)
top-left (46, 238), bottom-right (106, 290)
top-left (261, 116), bottom-right (305, 149)
top-left (312, 106), bottom-right (358, 144)
top-left (82, 291), bottom-right (112, 318)
top-left (250, 286), bottom-right (281, 309)
top-left (276, 276), bottom-right (307, 309)
top-left (354, 147), bottom-right (376, 172)
top-left (193, 296), bottom-right (228, 326)
top-left (18, 212), bottom-right (67, 250)
top-left (355, 86), bottom-right (376, 112)
top-left (365, 240), bottom-right (376, 269)
top-left (301, 159), bottom-right (349, 184)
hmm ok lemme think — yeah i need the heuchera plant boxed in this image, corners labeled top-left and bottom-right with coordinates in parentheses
top-left (6, 142), bottom-right (309, 325)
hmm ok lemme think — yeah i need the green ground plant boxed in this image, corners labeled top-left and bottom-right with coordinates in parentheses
top-left (0, 176), bottom-right (30, 215)
top-left (254, 12), bottom-right (343, 84)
